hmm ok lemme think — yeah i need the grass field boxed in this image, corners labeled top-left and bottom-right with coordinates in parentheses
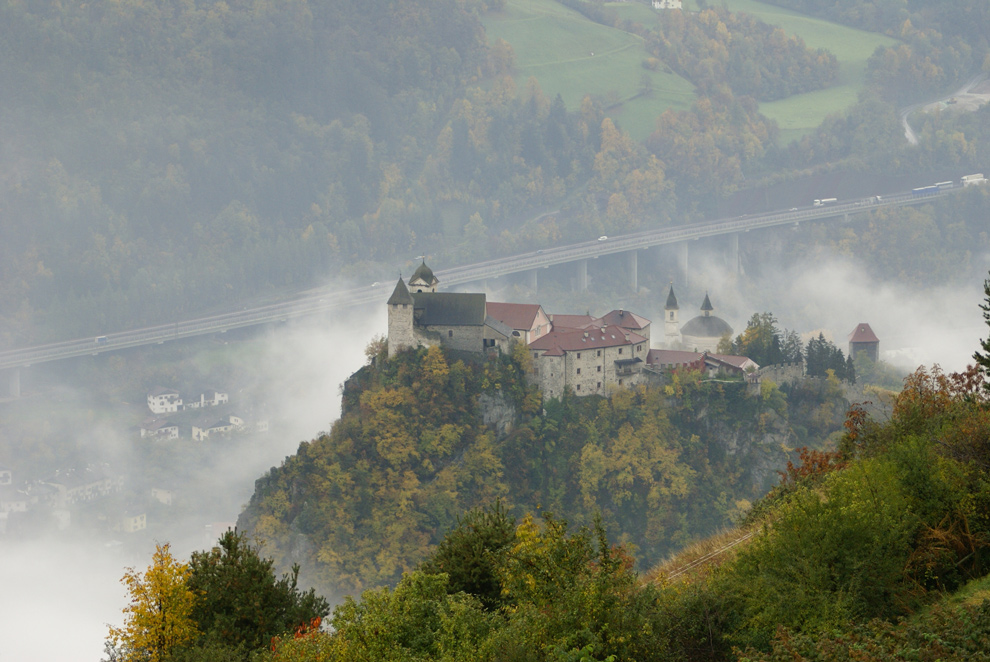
top-left (483, 0), bottom-right (897, 144)
top-left (482, 0), bottom-right (695, 141)
top-left (692, 0), bottom-right (899, 143)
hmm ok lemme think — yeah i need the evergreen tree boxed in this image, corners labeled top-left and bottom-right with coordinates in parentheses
top-left (974, 275), bottom-right (990, 389)
top-left (186, 530), bottom-right (330, 653)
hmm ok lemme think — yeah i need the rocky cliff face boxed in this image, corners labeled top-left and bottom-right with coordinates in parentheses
top-left (479, 391), bottom-right (516, 437)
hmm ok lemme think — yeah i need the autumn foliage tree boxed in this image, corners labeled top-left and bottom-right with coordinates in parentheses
top-left (107, 543), bottom-right (199, 662)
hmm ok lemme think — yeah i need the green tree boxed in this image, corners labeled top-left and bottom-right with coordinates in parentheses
top-left (107, 543), bottom-right (200, 662)
top-left (186, 529), bottom-right (330, 653)
top-left (419, 500), bottom-right (516, 610)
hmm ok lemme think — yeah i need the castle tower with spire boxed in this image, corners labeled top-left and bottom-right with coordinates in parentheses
top-left (387, 277), bottom-right (416, 356)
top-left (664, 283), bottom-right (681, 349)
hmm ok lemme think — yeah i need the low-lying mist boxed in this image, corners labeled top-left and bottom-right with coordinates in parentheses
top-left (681, 250), bottom-right (986, 373)
top-left (0, 304), bottom-right (387, 661)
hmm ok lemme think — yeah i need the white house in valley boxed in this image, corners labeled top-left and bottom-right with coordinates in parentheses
top-left (147, 387), bottom-right (182, 414)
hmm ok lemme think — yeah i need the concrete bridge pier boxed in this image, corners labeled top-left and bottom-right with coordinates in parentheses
top-left (529, 269), bottom-right (538, 292)
top-left (678, 242), bottom-right (689, 288)
top-left (1, 367), bottom-right (20, 399)
top-left (730, 232), bottom-right (740, 274)
top-left (576, 259), bottom-right (588, 292)
top-left (627, 250), bottom-right (638, 292)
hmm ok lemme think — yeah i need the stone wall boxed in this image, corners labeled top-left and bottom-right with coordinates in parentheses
top-left (426, 324), bottom-right (483, 353)
top-left (755, 362), bottom-right (805, 386)
top-left (387, 303), bottom-right (417, 356)
top-left (533, 340), bottom-right (649, 399)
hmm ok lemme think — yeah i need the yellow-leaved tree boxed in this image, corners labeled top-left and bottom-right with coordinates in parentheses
top-left (107, 542), bottom-right (199, 662)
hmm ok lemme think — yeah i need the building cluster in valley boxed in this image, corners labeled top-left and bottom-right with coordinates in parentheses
top-left (0, 383), bottom-right (270, 538)
top-left (142, 387), bottom-right (268, 441)
top-left (0, 462), bottom-right (148, 536)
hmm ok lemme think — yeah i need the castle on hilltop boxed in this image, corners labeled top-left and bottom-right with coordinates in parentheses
top-left (386, 262), bottom-right (653, 399)
top-left (386, 263), bottom-right (760, 399)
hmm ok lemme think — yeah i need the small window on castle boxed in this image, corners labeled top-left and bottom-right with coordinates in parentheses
top-left (577, 352), bottom-right (581, 359)
top-left (618, 379), bottom-right (623, 386)
top-left (576, 384), bottom-right (581, 391)
top-left (597, 382), bottom-right (601, 389)
top-left (402, 304), bottom-right (408, 310)
top-left (619, 348), bottom-right (623, 355)
top-left (576, 368), bottom-right (581, 375)
top-left (597, 350), bottom-right (601, 357)
top-left (448, 330), bottom-right (453, 338)
top-left (669, 312), bottom-right (674, 320)
top-left (597, 365), bottom-right (601, 372)
top-left (637, 345), bottom-right (642, 353)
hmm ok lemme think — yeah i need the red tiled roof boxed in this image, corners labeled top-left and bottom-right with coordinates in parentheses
top-left (549, 314), bottom-right (599, 331)
top-left (647, 350), bottom-right (756, 371)
top-left (530, 326), bottom-right (646, 352)
top-left (848, 323), bottom-right (879, 343)
top-left (487, 302), bottom-right (543, 331)
top-left (599, 309), bottom-right (651, 330)
top-left (647, 349), bottom-right (703, 365)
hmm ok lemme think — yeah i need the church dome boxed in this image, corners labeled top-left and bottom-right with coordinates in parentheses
top-left (680, 293), bottom-right (732, 341)
top-left (680, 315), bottom-right (732, 338)
top-left (411, 260), bottom-right (436, 285)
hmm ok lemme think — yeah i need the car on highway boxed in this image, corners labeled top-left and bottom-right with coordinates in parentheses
top-left (598, 235), bottom-right (608, 242)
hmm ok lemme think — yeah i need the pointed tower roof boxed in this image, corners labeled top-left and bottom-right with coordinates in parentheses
top-left (848, 323), bottom-right (879, 344)
top-left (665, 283), bottom-right (679, 311)
top-left (701, 292), bottom-right (713, 312)
top-left (387, 277), bottom-right (414, 305)
top-left (409, 260), bottom-right (439, 288)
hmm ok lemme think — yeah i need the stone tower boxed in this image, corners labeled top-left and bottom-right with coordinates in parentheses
top-left (664, 283), bottom-right (681, 349)
top-left (387, 277), bottom-right (416, 356)
top-left (408, 260), bottom-right (439, 293)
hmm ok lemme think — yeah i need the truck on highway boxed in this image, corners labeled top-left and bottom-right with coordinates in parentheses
top-left (813, 198), bottom-right (837, 207)
top-left (935, 181), bottom-right (954, 190)
top-left (95, 336), bottom-right (108, 345)
top-left (961, 173), bottom-right (986, 186)
top-left (912, 185), bottom-right (940, 197)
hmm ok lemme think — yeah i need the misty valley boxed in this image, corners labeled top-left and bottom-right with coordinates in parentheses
top-left (1, 0), bottom-right (990, 660)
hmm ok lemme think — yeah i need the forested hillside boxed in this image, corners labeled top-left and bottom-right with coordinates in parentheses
top-left (243, 297), bottom-right (990, 662)
top-left (238, 341), bottom-right (851, 598)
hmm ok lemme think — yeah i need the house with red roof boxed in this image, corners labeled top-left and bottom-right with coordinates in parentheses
top-left (848, 323), bottom-right (879, 362)
top-left (529, 325), bottom-right (650, 400)
top-left (486, 302), bottom-right (552, 343)
top-left (647, 350), bottom-right (758, 377)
